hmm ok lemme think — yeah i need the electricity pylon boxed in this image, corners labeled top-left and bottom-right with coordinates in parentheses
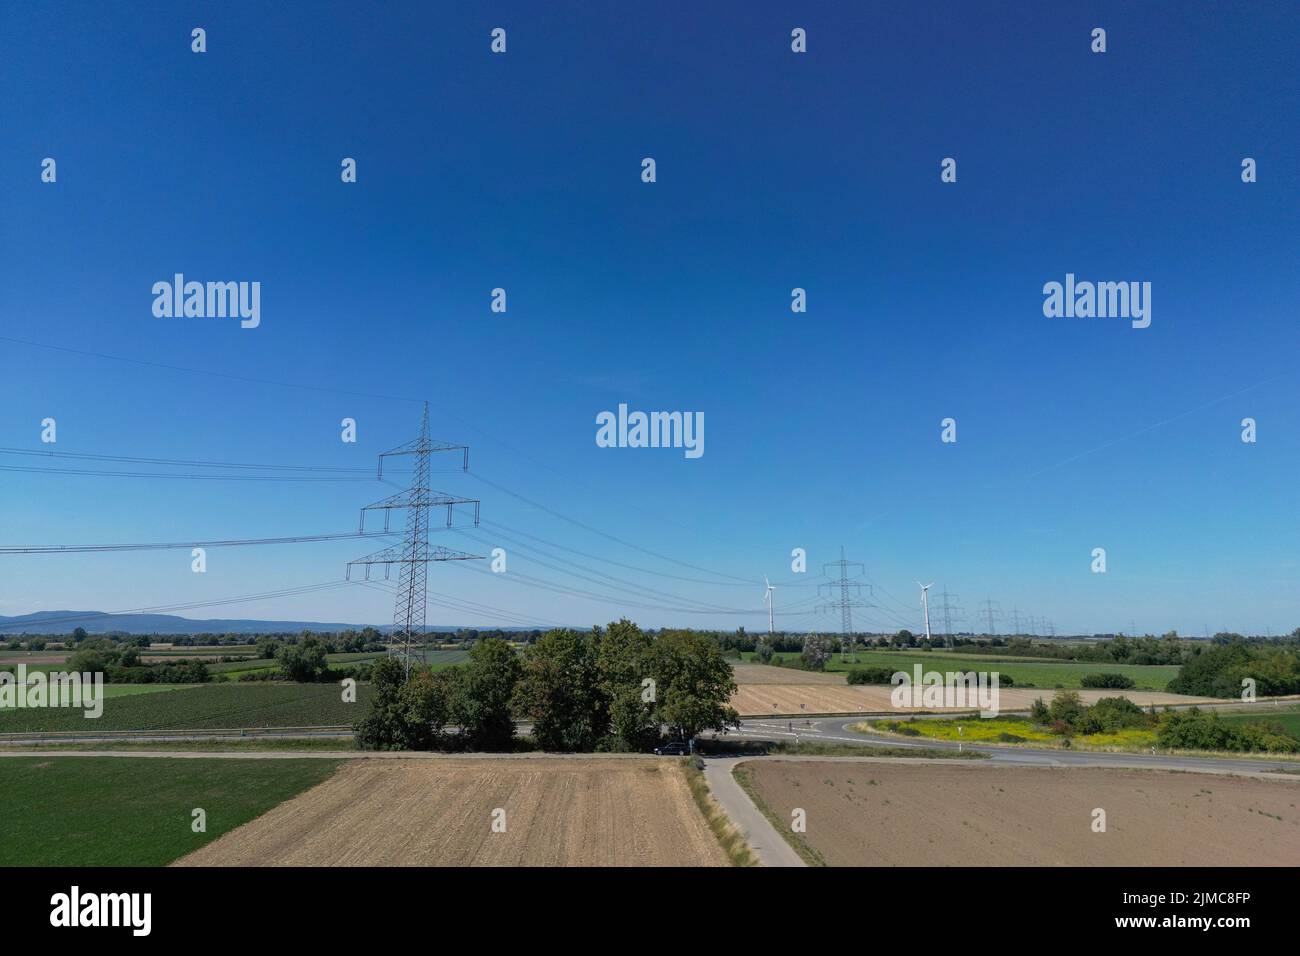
top-left (980, 597), bottom-right (1002, 637)
top-left (818, 546), bottom-right (873, 657)
top-left (936, 588), bottom-right (963, 648)
top-left (347, 402), bottom-right (482, 672)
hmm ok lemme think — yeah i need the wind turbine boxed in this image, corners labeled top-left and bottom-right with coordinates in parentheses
top-left (918, 581), bottom-right (934, 644)
top-left (763, 576), bottom-right (776, 636)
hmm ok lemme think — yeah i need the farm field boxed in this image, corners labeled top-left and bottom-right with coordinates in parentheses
top-left (728, 679), bottom-right (1208, 717)
top-left (1220, 704), bottom-right (1300, 737)
top-left (413, 647), bottom-right (472, 669)
top-left (738, 760), bottom-right (1300, 867)
top-left (205, 651), bottom-right (381, 680)
top-left (741, 650), bottom-right (1181, 690)
top-left (0, 683), bottom-right (373, 733)
top-left (0, 756), bottom-right (341, 865)
top-left (175, 757), bottom-right (728, 866)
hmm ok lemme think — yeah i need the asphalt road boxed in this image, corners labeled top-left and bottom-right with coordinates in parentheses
top-left (721, 716), bottom-right (1300, 775)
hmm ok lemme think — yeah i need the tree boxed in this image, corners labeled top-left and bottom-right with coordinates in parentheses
top-left (754, 638), bottom-right (775, 665)
top-left (277, 636), bottom-right (329, 682)
top-left (514, 629), bottom-right (608, 751)
top-left (354, 656), bottom-right (413, 750)
top-left (70, 626), bottom-right (88, 644)
top-left (1047, 689), bottom-right (1085, 727)
top-left (453, 638), bottom-right (521, 750)
top-left (66, 648), bottom-right (110, 674)
top-left (800, 634), bottom-right (831, 671)
top-left (597, 619), bottom-right (657, 750)
top-left (646, 630), bottom-right (738, 742)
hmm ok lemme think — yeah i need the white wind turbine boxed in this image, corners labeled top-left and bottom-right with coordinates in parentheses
top-left (918, 581), bottom-right (934, 644)
top-left (763, 575), bottom-right (776, 636)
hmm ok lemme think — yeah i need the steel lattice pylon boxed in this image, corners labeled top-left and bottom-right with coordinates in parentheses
top-left (817, 546), bottom-right (874, 650)
top-left (347, 403), bottom-right (481, 672)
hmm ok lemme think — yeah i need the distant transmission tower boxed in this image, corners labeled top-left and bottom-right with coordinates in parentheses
top-left (936, 588), bottom-right (963, 647)
top-left (347, 402), bottom-right (483, 672)
top-left (818, 546), bottom-right (874, 654)
top-left (980, 597), bottom-right (1002, 637)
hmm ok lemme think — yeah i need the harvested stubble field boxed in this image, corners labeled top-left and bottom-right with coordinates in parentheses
top-left (175, 757), bottom-right (727, 867)
top-left (739, 760), bottom-right (1300, 866)
top-left (730, 682), bottom-right (1208, 716)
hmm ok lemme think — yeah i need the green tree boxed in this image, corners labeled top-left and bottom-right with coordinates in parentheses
top-left (800, 634), bottom-right (831, 671)
top-left (276, 636), bottom-right (329, 682)
top-left (70, 626), bottom-right (88, 644)
top-left (597, 619), bottom-right (657, 750)
top-left (647, 630), bottom-right (738, 742)
top-left (453, 638), bottom-right (521, 750)
top-left (515, 629), bottom-right (609, 751)
top-left (354, 656), bottom-right (413, 750)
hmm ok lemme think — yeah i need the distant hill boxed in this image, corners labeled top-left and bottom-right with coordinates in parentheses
top-left (0, 611), bottom-right (515, 636)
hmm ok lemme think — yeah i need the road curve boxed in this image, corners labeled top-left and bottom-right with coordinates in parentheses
top-left (723, 716), bottom-right (1300, 775)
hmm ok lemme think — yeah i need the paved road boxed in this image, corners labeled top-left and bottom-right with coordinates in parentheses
top-left (702, 757), bottom-right (805, 867)
top-left (718, 716), bottom-right (1300, 775)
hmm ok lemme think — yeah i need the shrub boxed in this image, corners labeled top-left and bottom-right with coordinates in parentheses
top-left (1081, 672), bottom-right (1136, 689)
top-left (276, 637), bottom-right (330, 682)
top-left (846, 667), bottom-right (896, 685)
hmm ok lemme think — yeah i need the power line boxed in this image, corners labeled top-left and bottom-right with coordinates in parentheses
top-left (0, 464), bottom-right (382, 482)
top-left (0, 581), bottom-right (354, 631)
top-left (0, 446), bottom-right (381, 473)
top-left (467, 472), bottom-right (758, 585)
top-left (0, 335), bottom-right (422, 405)
top-left (0, 531), bottom-right (400, 555)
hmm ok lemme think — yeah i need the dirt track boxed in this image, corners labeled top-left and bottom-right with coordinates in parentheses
top-left (740, 760), bottom-right (1300, 866)
top-left (174, 757), bottom-right (726, 867)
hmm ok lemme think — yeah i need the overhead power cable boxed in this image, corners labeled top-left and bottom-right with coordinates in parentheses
top-left (0, 531), bottom-right (401, 555)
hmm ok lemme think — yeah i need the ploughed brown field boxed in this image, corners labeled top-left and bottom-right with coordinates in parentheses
top-left (729, 677), bottom-right (1210, 716)
top-left (740, 759), bottom-right (1300, 866)
top-left (174, 757), bottom-right (726, 867)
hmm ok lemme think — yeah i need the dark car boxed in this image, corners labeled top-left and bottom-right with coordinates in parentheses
top-left (653, 741), bottom-right (690, 756)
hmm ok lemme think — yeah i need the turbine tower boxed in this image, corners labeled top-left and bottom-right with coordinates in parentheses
top-left (347, 402), bottom-right (483, 672)
top-left (918, 581), bottom-right (934, 644)
top-left (763, 575), bottom-right (776, 635)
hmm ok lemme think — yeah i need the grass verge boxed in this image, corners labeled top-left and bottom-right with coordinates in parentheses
top-left (682, 758), bottom-right (757, 867)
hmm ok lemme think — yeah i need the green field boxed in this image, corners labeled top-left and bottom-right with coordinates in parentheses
top-left (206, 650), bottom-right (382, 680)
top-left (415, 647), bottom-right (472, 669)
top-left (0, 682), bottom-right (376, 733)
top-left (1219, 704), bottom-right (1300, 737)
top-left (0, 756), bottom-right (341, 865)
top-left (743, 649), bottom-right (1180, 690)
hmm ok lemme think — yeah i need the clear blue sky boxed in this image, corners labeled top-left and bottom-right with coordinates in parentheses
top-left (2, 1), bottom-right (1298, 637)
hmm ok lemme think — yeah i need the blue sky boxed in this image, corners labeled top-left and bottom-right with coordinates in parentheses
top-left (2, 1), bottom-right (1298, 637)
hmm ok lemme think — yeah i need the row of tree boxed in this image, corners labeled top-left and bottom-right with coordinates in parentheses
top-left (355, 620), bottom-right (738, 752)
